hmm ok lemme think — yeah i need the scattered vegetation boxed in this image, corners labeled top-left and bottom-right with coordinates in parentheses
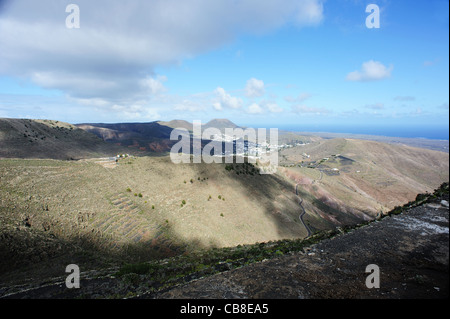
top-left (113, 182), bottom-right (449, 298)
top-left (225, 162), bottom-right (258, 176)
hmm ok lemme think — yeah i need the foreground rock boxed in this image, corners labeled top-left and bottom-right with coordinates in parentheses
top-left (1, 192), bottom-right (448, 299)
top-left (149, 202), bottom-right (449, 299)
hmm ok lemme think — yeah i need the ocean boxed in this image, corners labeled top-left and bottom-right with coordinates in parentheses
top-left (274, 124), bottom-right (449, 141)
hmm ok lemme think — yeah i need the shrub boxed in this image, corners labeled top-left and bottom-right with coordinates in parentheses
top-left (152, 205), bottom-right (155, 209)
top-left (138, 193), bottom-right (143, 198)
top-left (218, 195), bottom-right (222, 200)
top-left (126, 187), bottom-right (132, 192)
top-left (182, 200), bottom-right (186, 205)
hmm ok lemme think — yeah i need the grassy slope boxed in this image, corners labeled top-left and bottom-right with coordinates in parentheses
top-left (1, 127), bottom-right (448, 287)
top-left (0, 156), bottom-right (308, 283)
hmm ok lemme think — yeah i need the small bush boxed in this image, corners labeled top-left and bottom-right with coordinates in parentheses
top-left (218, 195), bottom-right (222, 200)
top-left (126, 187), bottom-right (132, 192)
top-left (182, 200), bottom-right (186, 205)
top-left (138, 193), bottom-right (143, 198)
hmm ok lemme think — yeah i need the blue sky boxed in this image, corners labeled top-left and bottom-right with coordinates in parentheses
top-left (0, 0), bottom-right (448, 139)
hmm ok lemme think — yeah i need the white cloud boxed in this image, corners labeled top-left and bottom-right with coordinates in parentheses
top-left (174, 99), bottom-right (205, 112)
top-left (284, 92), bottom-right (312, 103)
top-left (140, 76), bottom-right (168, 96)
top-left (346, 60), bottom-right (393, 82)
top-left (247, 103), bottom-right (264, 114)
top-left (292, 105), bottom-right (329, 114)
top-left (0, 0), bottom-right (324, 107)
top-left (214, 87), bottom-right (243, 110)
top-left (245, 78), bottom-right (265, 98)
top-left (266, 102), bottom-right (284, 113)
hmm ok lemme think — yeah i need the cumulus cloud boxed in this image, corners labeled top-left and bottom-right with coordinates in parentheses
top-left (245, 78), bottom-right (265, 98)
top-left (346, 60), bottom-right (393, 82)
top-left (213, 87), bottom-right (243, 110)
top-left (265, 102), bottom-right (284, 113)
top-left (0, 0), bottom-right (324, 106)
top-left (247, 103), bottom-right (264, 114)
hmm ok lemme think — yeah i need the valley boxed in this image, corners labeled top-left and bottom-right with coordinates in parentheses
top-left (0, 118), bottom-right (448, 294)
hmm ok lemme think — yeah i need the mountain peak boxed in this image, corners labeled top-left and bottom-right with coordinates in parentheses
top-left (204, 119), bottom-right (240, 129)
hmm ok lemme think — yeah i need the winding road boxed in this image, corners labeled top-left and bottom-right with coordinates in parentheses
top-left (295, 184), bottom-right (312, 237)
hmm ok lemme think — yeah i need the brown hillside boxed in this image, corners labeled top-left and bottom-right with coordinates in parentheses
top-left (0, 118), bottom-right (124, 160)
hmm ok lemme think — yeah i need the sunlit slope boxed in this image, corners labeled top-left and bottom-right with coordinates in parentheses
top-left (279, 138), bottom-right (449, 228)
top-left (0, 156), bottom-right (308, 274)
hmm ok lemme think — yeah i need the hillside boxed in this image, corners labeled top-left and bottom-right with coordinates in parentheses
top-left (76, 119), bottom-right (245, 153)
top-left (76, 121), bottom-right (177, 153)
top-left (157, 120), bottom-right (193, 132)
top-left (0, 118), bottom-right (124, 160)
top-left (152, 184), bottom-right (449, 299)
top-left (1, 183), bottom-right (447, 299)
top-left (0, 155), bottom-right (308, 285)
top-left (0, 117), bottom-right (448, 300)
top-left (278, 138), bottom-right (449, 229)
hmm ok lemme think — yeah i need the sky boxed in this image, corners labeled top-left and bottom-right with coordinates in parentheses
top-left (0, 0), bottom-right (449, 139)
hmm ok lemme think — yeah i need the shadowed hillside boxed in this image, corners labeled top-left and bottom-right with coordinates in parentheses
top-left (0, 118), bottom-right (125, 160)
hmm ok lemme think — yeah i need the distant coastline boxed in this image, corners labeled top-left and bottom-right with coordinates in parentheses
top-left (271, 125), bottom-right (449, 141)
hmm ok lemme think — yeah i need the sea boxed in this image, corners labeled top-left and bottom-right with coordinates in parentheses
top-left (274, 124), bottom-right (449, 141)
